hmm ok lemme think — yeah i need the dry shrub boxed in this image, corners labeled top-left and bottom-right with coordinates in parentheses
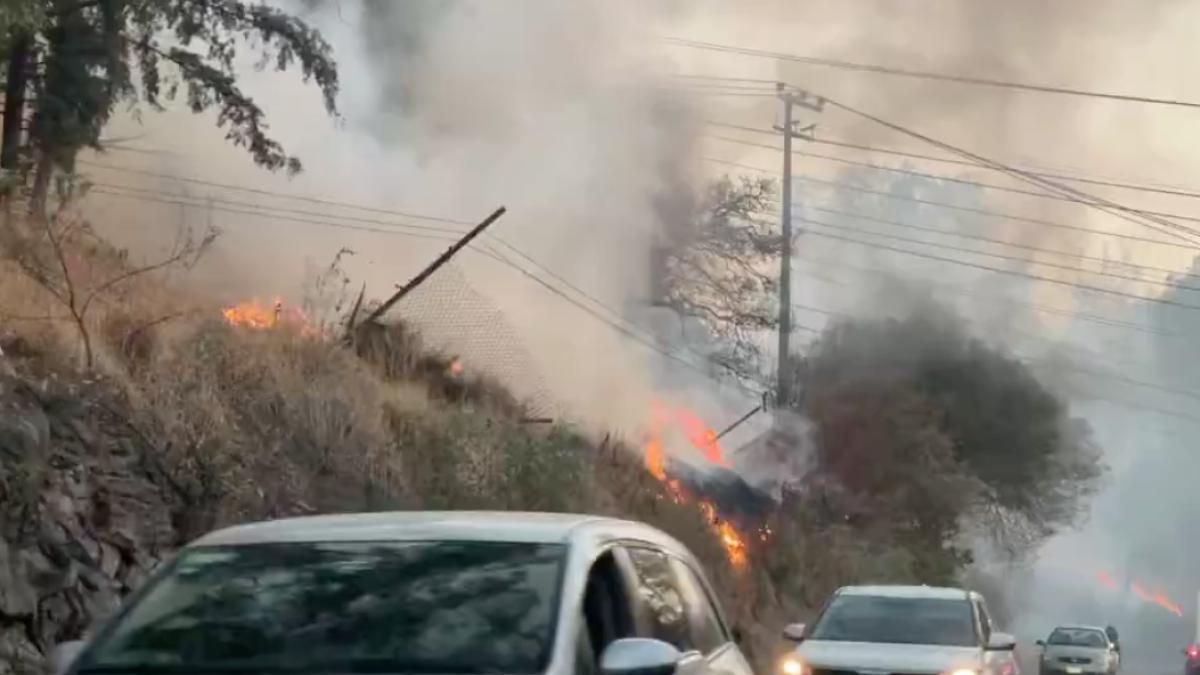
top-left (119, 320), bottom-right (403, 540)
top-left (355, 320), bottom-right (525, 414)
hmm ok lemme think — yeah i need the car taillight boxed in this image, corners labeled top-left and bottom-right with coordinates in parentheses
top-left (1187, 644), bottom-right (1199, 660)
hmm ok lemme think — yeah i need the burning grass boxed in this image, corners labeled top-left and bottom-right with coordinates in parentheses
top-left (0, 224), bottom-right (808, 669)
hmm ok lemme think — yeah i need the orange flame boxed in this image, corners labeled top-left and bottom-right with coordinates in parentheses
top-left (1151, 590), bottom-right (1184, 617)
top-left (642, 400), bottom-right (750, 568)
top-left (222, 297), bottom-right (315, 336)
top-left (673, 407), bottom-right (729, 466)
top-left (1098, 571), bottom-right (1183, 618)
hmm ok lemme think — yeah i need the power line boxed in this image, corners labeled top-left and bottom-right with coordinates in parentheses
top-left (796, 223), bottom-right (1200, 310)
top-left (792, 254), bottom-right (1180, 338)
top-left (707, 120), bottom-right (1200, 200)
top-left (707, 132), bottom-right (1200, 226)
top-left (817, 93), bottom-right (1200, 246)
top-left (807, 204), bottom-right (1200, 282)
top-left (89, 181), bottom-right (767, 397)
top-left (787, 294), bottom-right (1200, 403)
top-left (79, 159), bottom-right (477, 227)
top-left (91, 188), bottom-right (464, 242)
top-left (662, 38), bottom-right (1200, 110)
top-left (800, 215), bottom-right (1200, 294)
top-left (93, 182), bottom-right (471, 237)
top-left (473, 245), bottom-right (767, 397)
top-left (790, 294), bottom-right (1200, 402)
top-left (671, 74), bottom-right (782, 85)
top-left (704, 155), bottom-right (1200, 252)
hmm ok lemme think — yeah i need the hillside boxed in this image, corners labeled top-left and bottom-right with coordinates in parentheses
top-left (0, 234), bottom-right (804, 674)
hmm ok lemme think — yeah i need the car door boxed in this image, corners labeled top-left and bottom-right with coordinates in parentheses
top-left (619, 544), bottom-right (751, 675)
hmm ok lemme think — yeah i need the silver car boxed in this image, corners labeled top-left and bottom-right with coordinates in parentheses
top-left (1036, 626), bottom-right (1120, 675)
top-left (51, 511), bottom-right (755, 675)
top-left (782, 585), bottom-right (1018, 675)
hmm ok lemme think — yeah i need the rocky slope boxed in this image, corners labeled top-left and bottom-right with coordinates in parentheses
top-left (0, 353), bottom-right (177, 675)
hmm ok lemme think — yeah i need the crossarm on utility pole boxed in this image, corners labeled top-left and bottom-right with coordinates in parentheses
top-left (362, 206), bottom-right (507, 325)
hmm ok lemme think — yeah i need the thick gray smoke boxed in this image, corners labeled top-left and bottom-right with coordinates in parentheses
top-left (80, 2), bottom-right (1199, 663)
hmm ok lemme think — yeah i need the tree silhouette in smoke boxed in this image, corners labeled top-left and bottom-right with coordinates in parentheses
top-left (792, 304), bottom-right (1103, 573)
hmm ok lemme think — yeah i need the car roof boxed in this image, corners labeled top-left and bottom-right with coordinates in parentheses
top-left (188, 511), bottom-right (684, 551)
top-left (837, 584), bottom-right (972, 600)
top-left (1051, 625), bottom-right (1109, 633)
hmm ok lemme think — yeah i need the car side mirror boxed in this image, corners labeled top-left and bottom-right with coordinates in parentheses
top-left (1035, 640), bottom-right (1046, 647)
top-left (600, 638), bottom-right (682, 675)
top-left (49, 640), bottom-right (86, 675)
top-left (783, 623), bottom-right (807, 642)
top-left (987, 632), bottom-right (1017, 651)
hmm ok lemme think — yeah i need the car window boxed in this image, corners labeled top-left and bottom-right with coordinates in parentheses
top-left (76, 541), bottom-right (566, 675)
top-left (625, 547), bottom-right (692, 651)
top-left (1048, 628), bottom-right (1108, 647)
top-left (669, 558), bottom-right (728, 654)
top-left (808, 594), bottom-right (977, 647)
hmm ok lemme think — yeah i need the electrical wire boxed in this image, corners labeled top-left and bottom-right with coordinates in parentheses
top-left (662, 38), bottom-right (1200, 110)
top-left (706, 119), bottom-right (1200, 202)
top-left (87, 182), bottom-right (768, 397)
top-left (705, 155), bottom-right (1200, 252)
top-left (707, 132), bottom-right (1200, 226)
top-left (796, 223), bottom-right (1200, 310)
top-left (816, 93), bottom-right (1200, 245)
top-left (806, 204), bottom-right (1200, 282)
top-left (792, 254), bottom-right (1179, 338)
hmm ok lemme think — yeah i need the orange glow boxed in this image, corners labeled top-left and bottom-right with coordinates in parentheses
top-left (222, 297), bottom-right (315, 336)
top-left (673, 407), bottom-right (729, 466)
top-left (641, 400), bottom-right (750, 568)
top-left (1100, 572), bottom-right (1184, 618)
top-left (1151, 590), bottom-right (1184, 617)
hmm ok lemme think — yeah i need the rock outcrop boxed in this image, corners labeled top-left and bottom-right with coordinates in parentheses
top-left (0, 365), bottom-right (177, 675)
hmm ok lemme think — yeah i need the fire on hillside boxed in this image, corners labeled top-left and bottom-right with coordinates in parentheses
top-left (642, 400), bottom-right (772, 569)
top-left (222, 298), bottom-right (316, 336)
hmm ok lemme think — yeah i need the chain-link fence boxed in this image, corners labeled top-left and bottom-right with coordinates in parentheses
top-left (387, 260), bottom-right (561, 419)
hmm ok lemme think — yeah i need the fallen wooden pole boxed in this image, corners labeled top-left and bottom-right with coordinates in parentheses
top-left (362, 206), bottom-right (507, 325)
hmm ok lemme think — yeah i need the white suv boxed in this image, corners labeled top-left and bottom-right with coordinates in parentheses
top-left (51, 511), bottom-right (755, 675)
top-left (782, 585), bottom-right (1019, 675)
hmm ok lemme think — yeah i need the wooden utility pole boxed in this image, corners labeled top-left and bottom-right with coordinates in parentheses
top-left (773, 83), bottom-right (823, 406)
top-left (361, 205), bottom-right (507, 325)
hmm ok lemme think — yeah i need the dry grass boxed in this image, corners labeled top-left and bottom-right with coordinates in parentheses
top-left (0, 221), bottom-right (803, 671)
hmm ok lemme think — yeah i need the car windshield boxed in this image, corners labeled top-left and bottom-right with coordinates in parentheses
top-left (75, 541), bottom-right (566, 674)
top-left (808, 594), bottom-right (977, 646)
top-left (1048, 629), bottom-right (1108, 648)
